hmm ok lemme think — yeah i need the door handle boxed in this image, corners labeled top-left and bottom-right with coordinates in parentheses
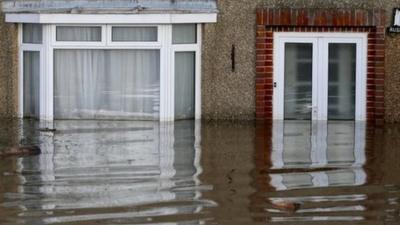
top-left (306, 105), bottom-right (318, 113)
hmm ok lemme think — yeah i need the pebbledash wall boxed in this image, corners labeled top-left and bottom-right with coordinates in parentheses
top-left (202, 0), bottom-right (400, 123)
top-left (0, 1), bottom-right (18, 118)
top-left (2, 0), bottom-right (400, 123)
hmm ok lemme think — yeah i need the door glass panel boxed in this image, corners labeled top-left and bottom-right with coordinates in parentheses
top-left (328, 43), bottom-right (356, 120)
top-left (284, 43), bottom-right (313, 120)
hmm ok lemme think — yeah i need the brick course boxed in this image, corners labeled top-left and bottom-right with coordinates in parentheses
top-left (256, 8), bottom-right (386, 126)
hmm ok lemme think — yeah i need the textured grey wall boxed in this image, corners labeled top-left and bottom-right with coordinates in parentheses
top-left (202, 0), bottom-right (400, 122)
top-left (385, 35), bottom-right (400, 123)
top-left (0, 1), bottom-right (18, 118)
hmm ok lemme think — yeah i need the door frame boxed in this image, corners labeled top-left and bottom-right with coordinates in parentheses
top-left (273, 32), bottom-right (368, 121)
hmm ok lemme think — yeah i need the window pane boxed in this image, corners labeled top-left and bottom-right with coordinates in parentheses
top-left (23, 51), bottom-right (40, 118)
top-left (172, 24), bottom-right (197, 44)
top-left (56, 26), bottom-right (101, 42)
top-left (175, 52), bottom-right (195, 120)
top-left (112, 27), bottom-right (157, 42)
top-left (328, 43), bottom-right (356, 120)
top-left (284, 43), bottom-right (313, 120)
top-left (23, 24), bottom-right (42, 44)
top-left (54, 49), bottom-right (160, 120)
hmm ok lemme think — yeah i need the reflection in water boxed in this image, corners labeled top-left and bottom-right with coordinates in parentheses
top-left (253, 121), bottom-right (399, 224)
top-left (270, 121), bottom-right (366, 190)
top-left (1, 120), bottom-right (213, 225)
top-left (0, 119), bottom-right (400, 224)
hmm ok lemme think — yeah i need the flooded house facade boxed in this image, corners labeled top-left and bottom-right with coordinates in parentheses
top-left (0, 0), bottom-right (399, 125)
top-left (0, 0), bottom-right (218, 122)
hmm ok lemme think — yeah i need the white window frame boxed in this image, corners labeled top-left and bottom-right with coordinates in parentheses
top-left (171, 24), bottom-right (202, 119)
top-left (18, 23), bottom-right (203, 121)
top-left (273, 32), bottom-right (368, 121)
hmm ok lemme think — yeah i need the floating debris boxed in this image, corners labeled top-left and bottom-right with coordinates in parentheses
top-left (271, 200), bottom-right (302, 213)
top-left (226, 169), bottom-right (235, 184)
top-left (0, 146), bottom-right (41, 157)
top-left (38, 128), bottom-right (57, 132)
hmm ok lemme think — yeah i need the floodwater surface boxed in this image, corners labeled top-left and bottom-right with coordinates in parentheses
top-left (0, 119), bottom-right (399, 225)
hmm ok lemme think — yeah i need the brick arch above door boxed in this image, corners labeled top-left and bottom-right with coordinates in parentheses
top-left (255, 8), bottom-right (386, 126)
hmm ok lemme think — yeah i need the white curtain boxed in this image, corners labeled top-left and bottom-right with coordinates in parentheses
top-left (54, 49), bottom-right (160, 120)
top-left (56, 26), bottom-right (102, 42)
top-left (23, 24), bottom-right (42, 44)
top-left (172, 24), bottom-right (196, 44)
top-left (112, 27), bottom-right (158, 42)
top-left (23, 51), bottom-right (40, 118)
top-left (174, 52), bottom-right (195, 120)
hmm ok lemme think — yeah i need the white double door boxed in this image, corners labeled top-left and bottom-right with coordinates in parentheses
top-left (273, 33), bottom-right (367, 121)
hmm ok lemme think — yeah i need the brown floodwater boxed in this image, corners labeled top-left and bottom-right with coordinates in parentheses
top-left (0, 119), bottom-right (399, 225)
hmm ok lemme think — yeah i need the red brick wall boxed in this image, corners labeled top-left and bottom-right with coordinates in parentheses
top-left (256, 9), bottom-right (386, 125)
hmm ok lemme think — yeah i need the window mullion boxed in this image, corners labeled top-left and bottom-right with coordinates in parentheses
top-left (195, 23), bottom-right (202, 120)
top-left (159, 25), bottom-right (174, 121)
top-left (41, 24), bottom-right (53, 121)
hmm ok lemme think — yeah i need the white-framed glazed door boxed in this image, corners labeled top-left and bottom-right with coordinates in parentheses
top-left (320, 37), bottom-right (366, 121)
top-left (273, 33), bottom-right (367, 121)
top-left (273, 37), bottom-right (319, 120)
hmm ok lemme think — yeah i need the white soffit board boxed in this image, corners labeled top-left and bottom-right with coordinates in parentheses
top-left (5, 13), bottom-right (217, 24)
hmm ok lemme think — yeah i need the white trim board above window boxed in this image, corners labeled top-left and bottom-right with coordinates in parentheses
top-left (6, 13), bottom-right (217, 24)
